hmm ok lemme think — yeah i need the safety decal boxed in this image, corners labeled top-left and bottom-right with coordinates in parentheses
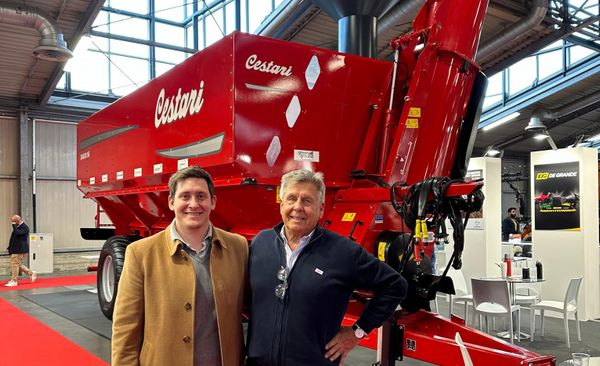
top-left (406, 118), bottom-right (419, 128)
top-left (178, 159), bottom-right (188, 170)
top-left (377, 242), bottom-right (386, 262)
top-left (408, 107), bottom-right (421, 118)
top-left (154, 163), bottom-right (163, 174)
top-left (90, 177), bottom-right (95, 185)
top-left (134, 168), bottom-right (142, 177)
top-left (406, 338), bottom-right (416, 351)
top-left (102, 174), bottom-right (108, 183)
top-left (294, 149), bottom-right (320, 162)
top-left (341, 212), bottom-right (356, 221)
top-left (116, 171), bottom-right (124, 180)
top-left (374, 214), bottom-right (384, 224)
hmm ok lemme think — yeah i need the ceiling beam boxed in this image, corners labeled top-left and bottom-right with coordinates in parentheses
top-left (567, 35), bottom-right (600, 53)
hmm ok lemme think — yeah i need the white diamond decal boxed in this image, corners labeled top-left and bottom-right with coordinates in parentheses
top-left (266, 136), bottom-right (281, 167)
top-left (286, 95), bottom-right (301, 128)
top-left (305, 55), bottom-right (321, 90)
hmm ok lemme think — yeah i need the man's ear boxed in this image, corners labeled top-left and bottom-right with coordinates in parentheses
top-left (168, 195), bottom-right (174, 211)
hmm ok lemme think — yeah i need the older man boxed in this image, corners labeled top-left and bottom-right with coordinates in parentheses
top-left (5, 215), bottom-right (36, 287)
top-left (112, 166), bottom-right (248, 366)
top-left (247, 169), bottom-right (407, 366)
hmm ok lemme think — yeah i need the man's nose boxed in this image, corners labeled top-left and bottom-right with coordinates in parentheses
top-left (188, 196), bottom-right (200, 207)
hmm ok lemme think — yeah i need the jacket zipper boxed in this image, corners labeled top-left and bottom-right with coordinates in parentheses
top-left (273, 228), bottom-right (324, 365)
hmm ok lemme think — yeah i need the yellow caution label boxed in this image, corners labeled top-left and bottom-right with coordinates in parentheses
top-left (408, 107), bottom-right (421, 118)
top-left (406, 118), bottom-right (419, 128)
top-left (377, 242), bottom-right (386, 261)
top-left (276, 186), bottom-right (281, 203)
top-left (341, 212), bottom-right (356, 221)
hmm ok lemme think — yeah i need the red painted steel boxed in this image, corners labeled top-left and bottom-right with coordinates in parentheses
top-left (77, 0), bottom-right (556, 364)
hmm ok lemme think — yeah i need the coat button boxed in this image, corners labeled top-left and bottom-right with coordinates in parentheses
top-left (183, 336), bottom-right (191, 343)
top-left (184, 303), bottom-right (192, 311)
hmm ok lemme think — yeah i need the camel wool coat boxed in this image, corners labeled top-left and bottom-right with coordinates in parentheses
top-left (111, 224), bottom-right (248, 366)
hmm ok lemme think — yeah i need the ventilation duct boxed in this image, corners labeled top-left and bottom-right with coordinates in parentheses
top-left (378, 0), bottom-right (425, 36)
top-left (311, 0), bottom-right (396, 58)
top-left (0, 3), bottom-right (73, 62)
top-left (477, 0), bottom-right (548, 62)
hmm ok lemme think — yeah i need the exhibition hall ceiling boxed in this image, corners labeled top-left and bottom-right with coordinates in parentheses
top-left (264, 0), bottom-right (600, 156)
top-left (0, 0), bottom-right (103, 117)
top-left (0, 0), bottom-right (599, 156)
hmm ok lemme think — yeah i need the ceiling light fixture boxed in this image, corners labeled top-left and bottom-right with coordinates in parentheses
top-left (481, 112), bottom-right (521, 131)
top-left (525, 114), bottom-right (558, 151)
top-left (482, 145), bottom-right (502, 157)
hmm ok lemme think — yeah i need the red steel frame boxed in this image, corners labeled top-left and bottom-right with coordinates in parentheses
top-left (76, 0), bottom-right (555, 364)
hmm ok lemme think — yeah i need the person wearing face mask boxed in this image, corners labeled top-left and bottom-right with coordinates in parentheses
top-left (246, 169), bottom-right (407, 366)
top-left (4, 215), bottom-right (36, 287)
top-left (502, 207), bottom-right (521, 241)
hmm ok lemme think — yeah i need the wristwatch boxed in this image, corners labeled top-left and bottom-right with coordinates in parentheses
top-left (352, 324), bottom-right (366, 339)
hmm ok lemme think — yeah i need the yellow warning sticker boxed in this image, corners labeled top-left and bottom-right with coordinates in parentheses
top-left (341, 212), bottom-right (356, 221)
top-left (377, 242), bottom-right (386, 261)
top-left (408, 107), bottom-right (421, 117)
top-left (406, 118), bottom-right (419, 128)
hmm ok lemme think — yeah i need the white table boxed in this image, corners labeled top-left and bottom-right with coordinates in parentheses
top-left (558, 356), bottom-right (600, 366)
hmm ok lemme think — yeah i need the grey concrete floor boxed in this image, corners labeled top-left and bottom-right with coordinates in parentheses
top-left (2, 270), bottom-right (599, 365)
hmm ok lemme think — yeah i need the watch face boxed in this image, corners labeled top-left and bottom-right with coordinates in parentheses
top-left (354, 328), bottom-right (366, 339)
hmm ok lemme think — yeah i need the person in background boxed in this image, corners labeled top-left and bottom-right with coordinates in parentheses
top-left (111, 166), bottom-right (248, 366)
top-left (4, 215), bottom-right (36, 287)
top-left (246, 169), bottom-right (407, 366)
top-left (502, 207), bottom-right (520, 241)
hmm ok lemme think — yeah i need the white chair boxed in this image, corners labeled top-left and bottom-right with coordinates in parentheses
top-left (530, 276), bottom-right (583, 348)
top-left (514, 282), bottom-right (541, 330)
top-left (445, 267), bottom-right (474, 324)
top-left (471, 278), bottom-right (521, 343)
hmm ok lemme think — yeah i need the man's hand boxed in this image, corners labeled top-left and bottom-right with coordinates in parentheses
top-left (324, 326), bottom-right (361, 364)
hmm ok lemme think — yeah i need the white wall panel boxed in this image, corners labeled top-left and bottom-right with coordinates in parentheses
top-left (0, 117), bottom-right (18, 175)
top-left (0, 180), bottom-right (18, 246)
top-left (35, 120), bottom-right (77, 178)
top-left (36, 180), bottom-right (103, 250)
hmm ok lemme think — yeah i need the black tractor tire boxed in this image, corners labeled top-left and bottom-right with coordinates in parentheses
top-left (97, 236), bottom-right (131, 320)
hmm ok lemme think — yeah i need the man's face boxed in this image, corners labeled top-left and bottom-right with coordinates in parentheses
top-left (10, 216), bottom-right (20, 225)
top-left (280, 182), bottom-right (324, 238)
top-left (168, 177), bottom-right (215, 232)
top-left (509, 209), bottom-right (517, 219)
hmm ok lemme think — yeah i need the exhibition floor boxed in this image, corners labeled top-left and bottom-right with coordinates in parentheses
top-left (1, 270), bottom-right (598, 365)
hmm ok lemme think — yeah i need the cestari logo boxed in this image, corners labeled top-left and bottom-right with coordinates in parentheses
top-left (245, 54), bottom-right (292, 76)
top-left (155, 81), bottom-right (205, 128)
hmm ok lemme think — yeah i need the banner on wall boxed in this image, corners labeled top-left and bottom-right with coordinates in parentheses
top-left (533, 162), bottom-right (580, 230)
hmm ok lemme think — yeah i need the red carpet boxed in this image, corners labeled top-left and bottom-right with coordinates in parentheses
top-left (0, 298), bottom-right (107, 365)
top-left (0, 274), bottom-right (96, 292)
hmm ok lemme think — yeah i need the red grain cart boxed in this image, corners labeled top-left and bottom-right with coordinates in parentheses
top-left (77, 0), bottom-right (554, 364)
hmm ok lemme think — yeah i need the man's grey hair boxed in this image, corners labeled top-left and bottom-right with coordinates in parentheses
top-left (280, 169), bottom-right (326, 203)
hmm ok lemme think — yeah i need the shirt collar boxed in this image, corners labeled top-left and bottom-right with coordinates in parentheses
top-left (170, 219), bottom-right (214, 252)
top-left (279, 225), bottom-right (315, 248)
